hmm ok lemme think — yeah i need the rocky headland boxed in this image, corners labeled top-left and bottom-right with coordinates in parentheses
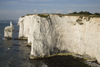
top-left (18, 14), bottom-right (100, 64)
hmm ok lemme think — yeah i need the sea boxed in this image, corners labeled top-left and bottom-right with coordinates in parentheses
top-left (0, 20), bottom-right (100, 67)
top-left (0, 20), bottom-right (32, 67)
top-left (0, 21), bottom-right (56, 67)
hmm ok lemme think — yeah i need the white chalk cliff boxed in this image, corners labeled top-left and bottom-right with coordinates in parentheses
top-left (4, 21), bottom-right (14, 39)
top-left (18, 14), bottom-right (100, 63)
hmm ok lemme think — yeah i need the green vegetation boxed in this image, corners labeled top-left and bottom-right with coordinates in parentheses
top-left (68, 11), bottom-right (100, 18)
top-left (76, 19), bottom-right (82, 22)
top-left (37, 14), bottom-right (49, 18)
top-left (79, 23), bottom-right (84, 25)
top-left (87, 17), bottom-right (91, 21)
top-left (21, 14), bottom-right (34, 17)
top-left (76, 16), bottom-right (84, 25)
top-left (18, 36), bottom-right (28, 40)
top-left (94, 13), bottom-right (100, 15)
top-left (27, 43), bottom-right (31, 47)
top-left (37, 13), bottom-right (66, 18)
top-left (5, 37), bottom-right (12, 40)
top-left (68, 11), bottom-right (92, 15)
top-left (74, 23), bottom-right (76, 25)
top-left (21, 16), bottom-right (25, 18)
top-left (79, 16), bottom-right (83, 19)
top-left (43, 55), bottom-right (91, 67)
top-left (21, 11), bottom-right (100, 18)
top-left (30, 53), bottom-right (91, 67)
top-left (56, 13), bottom-right (65, 17)
top-left (76, 19), bottom-right (84, 25)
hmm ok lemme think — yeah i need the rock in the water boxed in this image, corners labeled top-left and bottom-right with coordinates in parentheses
top-left (10, 21), bottom-right (14, 31)
top-left (4, 21), bottom-right (14, 39)
top-left (4, 26), bottom-right (12, 39)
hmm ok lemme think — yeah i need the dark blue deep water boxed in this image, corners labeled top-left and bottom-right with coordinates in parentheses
top-left (0, 21), bottom-right (51, 67)
top-left (0, 21), bottom-right (31, 67)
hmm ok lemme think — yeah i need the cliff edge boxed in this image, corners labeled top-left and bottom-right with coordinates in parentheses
top-left (18, 14), bottom-right (100, 64)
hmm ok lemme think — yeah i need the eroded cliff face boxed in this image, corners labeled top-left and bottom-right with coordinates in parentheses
top-left (18, 14), bottom-right (100, 63)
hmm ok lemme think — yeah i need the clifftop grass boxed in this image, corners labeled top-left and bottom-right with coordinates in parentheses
top-left (21, 11), bottom-right (100, 18)
top-left (67, 11), bottom-right (100, 18)
top-left (37, 14), bottom-right (49, 18)
top-left (67, 14), bottom-right (100, 18)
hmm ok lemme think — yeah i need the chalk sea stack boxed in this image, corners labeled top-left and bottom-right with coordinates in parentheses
top-left (4, 21), bottom-right (14, 39)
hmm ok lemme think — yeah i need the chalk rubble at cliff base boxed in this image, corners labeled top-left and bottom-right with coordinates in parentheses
top-left (18, 14), bottom-right (100, 64)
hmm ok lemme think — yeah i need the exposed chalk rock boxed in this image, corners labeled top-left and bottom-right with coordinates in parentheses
top-left (10, 21), bottom-right (14, 31)
top-left (4, 21), bottom-right (14, 39)
top-left (4, 26), bottom-right (12, 39)
top-left (18, 14), bottom-right (100, 64)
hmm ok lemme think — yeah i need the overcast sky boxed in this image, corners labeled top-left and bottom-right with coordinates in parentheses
top-left (0, 0), bottom-right (100, 20)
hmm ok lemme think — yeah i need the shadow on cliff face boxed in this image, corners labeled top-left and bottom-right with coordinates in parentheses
top-left (30, 55), bottom-right (91, 67)
top-left (49, 47), bottom-right (69, 55)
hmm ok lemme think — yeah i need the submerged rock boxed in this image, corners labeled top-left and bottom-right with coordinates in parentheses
top-left (13, 44), bottom-right (20, 46)
top-left (29, 54), bottom-right (91, 67)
